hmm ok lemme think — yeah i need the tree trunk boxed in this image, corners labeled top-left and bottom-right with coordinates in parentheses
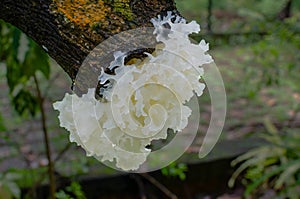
top-left (0, 0), bottom-right (177, 80)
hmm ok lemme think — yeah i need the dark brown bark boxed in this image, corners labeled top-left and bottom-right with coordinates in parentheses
top-left (278, 0), bottom-right (293, 20)
top-left (207, 0), bottom-right (213, 33)
top-left (0, 0), bottom-right (177, 80)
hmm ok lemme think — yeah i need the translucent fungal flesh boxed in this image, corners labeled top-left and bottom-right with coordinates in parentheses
top-left (53, 12), bottom-right (213, 171)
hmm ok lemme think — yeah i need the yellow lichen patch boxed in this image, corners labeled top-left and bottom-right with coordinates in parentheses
top-left (52, 0), bottom-right (110, 27)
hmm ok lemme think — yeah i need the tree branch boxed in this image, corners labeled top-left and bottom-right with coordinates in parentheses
top-left (0, 0), bottom-right (177, 81)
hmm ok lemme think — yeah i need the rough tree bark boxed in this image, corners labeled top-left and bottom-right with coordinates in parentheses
top-left (0, 0), bottom-right (178, 81)
top-left (278, 0), bottom-right (293, 20)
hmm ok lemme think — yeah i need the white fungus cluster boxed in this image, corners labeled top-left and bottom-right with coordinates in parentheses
top-left (53, 12), bottom-right (214, 171)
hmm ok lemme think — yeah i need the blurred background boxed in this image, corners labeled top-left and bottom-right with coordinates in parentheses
top-left (0, 0), bottom-right (300, 198)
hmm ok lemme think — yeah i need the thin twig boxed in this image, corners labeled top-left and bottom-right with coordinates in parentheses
top-left (25, 135), bottom-right (73, 198)
top-left (54, 142), bottom-right (72, 162)
top-left (34, 75), bottom-right (56, 199)
top-left (139, 173), bottom-right (178, 199)
top-left (130, 174), bottom-right (147, 199)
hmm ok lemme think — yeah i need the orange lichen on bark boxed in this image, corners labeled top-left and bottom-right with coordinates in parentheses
top-left (50, 0), bottom-right (141, 52)
top-left (52, 0), bottom-right (109, 27)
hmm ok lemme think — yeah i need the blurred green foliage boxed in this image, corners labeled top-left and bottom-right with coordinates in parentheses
top-left (234, 0), bottom-right (288, 20)
top-left (177, 0), bottom-right (300, 33)
top-left (229, 118), bottom-right (300, 198)
top-left (0, 113), bottom-right (6, 131)
top-left (177, 0), bottom-right (300, 197)
top-left (55, 182), bottom-right (87, 199)
top-left (0, 172), bottom-right (22, 199)
top-left (241, 17), bottom-right (300, 97)
top-left (7, 168), bottom-right (47, 189)
top-left (161, 162), bottom-right (188, 181)
top-left (0, 20), bottom-right (50, 117)
top-left (0, 19), bottom-right (51, 198)
top-left (219, 3), bottom-right (300, 198)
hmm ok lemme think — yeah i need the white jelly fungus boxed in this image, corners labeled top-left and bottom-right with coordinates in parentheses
top-left (53, 12), bottom-right (214, 171)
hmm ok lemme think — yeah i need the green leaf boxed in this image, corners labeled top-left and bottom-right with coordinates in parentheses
top-left (263, 117), bottom-right (279, 136)
top-left (11, 28), bottom-right (21, 60)
top-left (66, 182), bottom-right (86, 199)
top-left (55, 190), bottom-right (73, 199)
top-left (0, 113), bottom-right (6, 131)
top-left (12, 89), bottom-right (39, 116)
top-left (161, 162), bottom-right (188, 181)
top-left (229, 146), bottom-right (283, 187)
top-left (245, 166), bottom-right (264, 180)
top-left (275, 161), bottom-right (300, 189)
top-left (4, 182), bottom-right (21, 199)
top-left (244, 160), bottom-right (300, 196)
top-left (231, 146), bottom-right (270, 166)
top-left (3, 26), bottom-right (24, 92)
top-left (179, 173), bottom-right (186, 181)
top-left (161, 167), bottom-right (168, 176)
top-left (6, 54), bottom-right (22, 92)
top-left (2, 23), bottom-right (50, 94)
top-left (23, 40), bottom-right (50, 80)
top-left (229, 157), bottom-right (266, 188)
